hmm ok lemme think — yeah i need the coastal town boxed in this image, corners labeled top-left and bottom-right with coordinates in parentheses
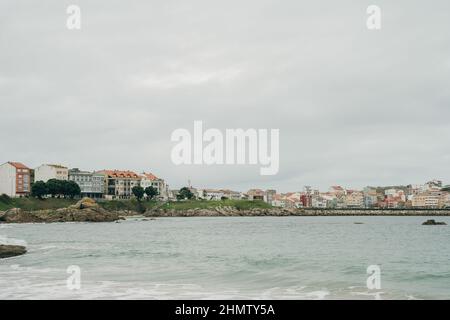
top-left (0, 161), bottom-right (449, 209)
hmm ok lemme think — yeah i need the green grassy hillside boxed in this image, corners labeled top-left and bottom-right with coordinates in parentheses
top-left (0, 196), bottom-right (271, 212)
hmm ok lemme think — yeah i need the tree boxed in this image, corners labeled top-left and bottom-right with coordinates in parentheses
top-left (46, 179), bottom-right (63, 198)
top-left (62, 180), bottom-right (81, 199)
top-left (0, 193), bottom-right (12, 204)
top-left (442, 185), bottom-right (450, 192)
top-left (31, 181), bottom-right (48, 199)
top-left (132, 186), bottom-right (145, 201)
top-left (177, 187), bottom-right (194, 200)
top-left (144, 186), bottom-right (159, 200)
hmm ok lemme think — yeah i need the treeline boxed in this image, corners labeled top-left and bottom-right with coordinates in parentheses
top-left (31, 179), bottom-right (81, 199)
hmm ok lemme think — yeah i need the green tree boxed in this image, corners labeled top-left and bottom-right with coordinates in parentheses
top-left (31, 181), bottom-right (48, 199)
top-left (144, 186), bottom-right (158, 200)
top-left (46, 179), bottom-right (63, 198)
top-left (62, 181), bottom-right (81, 199)
top-left (442, 185), bottom-right (450, 192)
top-left (177, 187), bottom-right (194, 200)
top-left (0, 193), bottom-right (12, 204)
top-left (132, 186), bottom-right (145, 201)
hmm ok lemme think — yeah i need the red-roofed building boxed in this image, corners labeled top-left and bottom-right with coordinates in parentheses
top-left (96, 170), bottom-right (141, 199)
top-left (0, 162), bottom-right (31, 197)
top-left (139, 172), bottom-right (168, 200)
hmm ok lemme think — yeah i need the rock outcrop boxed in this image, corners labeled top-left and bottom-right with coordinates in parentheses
top-left (0, 198), bottom-right (121, 223)
top-left (0, 244), bottom-right (27, 258)
top-left (422, 219), bottom-right (447, 225)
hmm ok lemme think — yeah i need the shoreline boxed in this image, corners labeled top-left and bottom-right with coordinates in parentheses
top-left (144, 208), bottom-right (450, 217)
top-left (1, 197), bottom-right (450, 223)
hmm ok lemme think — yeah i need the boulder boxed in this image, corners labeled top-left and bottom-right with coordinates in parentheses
top-left (0, 244), bottom-right (27, 259)
top-left (70, 197), bottom-right (99, 210)
top-left (422, 219), bottom-right (447, 225)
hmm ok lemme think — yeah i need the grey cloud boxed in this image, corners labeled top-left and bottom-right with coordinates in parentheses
top-left (1, 0), bottom-right (449, 192)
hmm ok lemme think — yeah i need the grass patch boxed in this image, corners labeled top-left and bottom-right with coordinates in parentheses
top-left (0, 197), bottom-right (77, 211)
top-left (98, 199), bottom-right (159, 213)
top-left (0, 197), bottom-right (271, 212)
top-left (160, 199), bottom-right (272, 211)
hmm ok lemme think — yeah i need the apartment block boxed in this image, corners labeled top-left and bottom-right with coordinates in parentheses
top-left (97, 170), bottom-right (141, 199)
top-left (68, 168), bottom-right (105, 198)
top-left (0, 162), bottom-right (31, 197)
top-left (34, 164), bottom-right (69, 182)
top-left (139, 172), bottom-right (168, 200)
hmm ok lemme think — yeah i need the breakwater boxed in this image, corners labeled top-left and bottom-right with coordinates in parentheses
top-left (145, 207), bottom-right (450, 217)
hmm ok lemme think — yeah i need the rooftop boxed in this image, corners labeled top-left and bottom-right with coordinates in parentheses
top-left (141, 172), bottom-right (160, 181)
top-left (8, 162), bottom-right (30, 170)
top-left (98, 170), bottom-right (140, 179)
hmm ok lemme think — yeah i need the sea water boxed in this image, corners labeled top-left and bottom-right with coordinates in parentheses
top-left (0, 216), bottom-right (449, 299)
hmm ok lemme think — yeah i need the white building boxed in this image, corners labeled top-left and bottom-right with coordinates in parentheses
top-left (222, 190), bottom-right (242, 200)
top-left (139, 172), bottom-right (169, 200)
top-left (68, 168), bottom-right (104, 198)
top-left (34, 164), bottom-right (68, 182)
top-left (198, 189), bottom-right (224, 201)
top-left (385, 189), bottom-right (406, 201)
top-left (312, 196), bottom-right (328, 208)
top-left (0, 162), bottom-right (31, 197)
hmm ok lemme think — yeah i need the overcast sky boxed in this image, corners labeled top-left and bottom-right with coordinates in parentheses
top-left (1, 0), bottom-right (449, 192)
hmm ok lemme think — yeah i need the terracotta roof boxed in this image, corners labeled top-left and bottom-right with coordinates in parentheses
top-left (98, 170), bottom-right (140, 179)
top-left (142, 172), bottom-right (159, 180)
top-left (8, 162), bottom-right (30, 170)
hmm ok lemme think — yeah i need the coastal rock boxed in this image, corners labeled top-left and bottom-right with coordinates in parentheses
top-left (0, 244), bottom-right (27, 259)
top-left (422, 219), bottom-right (447, 225)
top-left (0, 201), bottom-right (120, 224)
top-left (70, 197), bottom-right (98, 210)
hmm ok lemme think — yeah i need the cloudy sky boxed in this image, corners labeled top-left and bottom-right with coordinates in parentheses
top-left (1, 0), bottom-right (449, 192)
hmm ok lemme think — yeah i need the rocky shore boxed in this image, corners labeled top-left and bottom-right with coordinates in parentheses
top-left (1, 199), bottom-right (450, 223)
top-left (0, 198), bottom-right (121, 223)
top-left (144, 206), bottom-right (450, 217)
top-left (0, 244), bottom-right (27, 258)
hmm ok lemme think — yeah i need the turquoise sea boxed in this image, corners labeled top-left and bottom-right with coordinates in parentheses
top-left (0, 216), bottom-right (449, 299)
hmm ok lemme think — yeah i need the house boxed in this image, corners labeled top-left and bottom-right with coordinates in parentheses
top-left (68, 168), bottom-right (104, 198)
top-left (311, 196), bottom-right (327, 208)
top-left (439, 193), bottom-right (450, 208)
top-left (271, 194), bottom-right (285, 207)
top-left (379, 196), bottom-right (405, 209)
top-left (221, 189), bottom-right (242, 200)
top-left (247, 189), bottom-right (264, 201)
top-left (384, 189), bottom-right (406, 201)
top-left (0, 162), bottom-right (31, 197)
top-left (300, 194), bottom-right (312, 208)
top-left (411, 191), bottom-right (444, 208)
top-left (96, 170), bottom-right (141, 199)
top-left (426, 179), bottom-right (442, 190)
top-left (344, 190), bottom-right (364, 208)
top-left (140, 172), bottom-right (168, 200)
top-left (363, 187), bottom-right (379, 208)
top-left (283, 197), bottom-right (302, 209)
top-left (329, 186), bottom-right (346, 198)
top-left (197, 189), bottom-right (224, 201)
top-left (34, 164), bottom-right (68, 182)
top-left (320, 193), bottom-right (337, 208)
top-left (264, 190), bottom-right (277, 203)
